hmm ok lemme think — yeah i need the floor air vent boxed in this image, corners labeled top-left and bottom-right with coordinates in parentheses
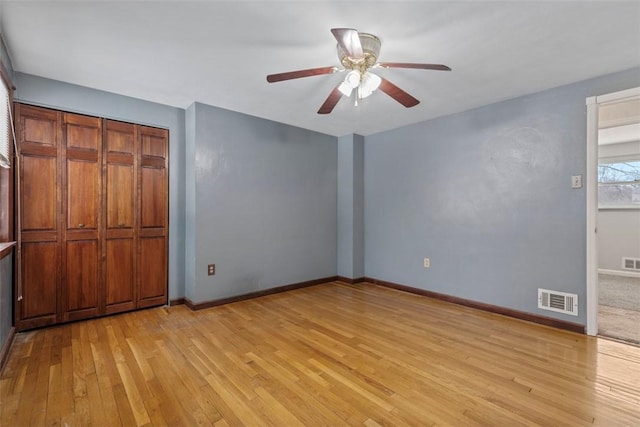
top-left (538, 288), bottom-right (578, 316)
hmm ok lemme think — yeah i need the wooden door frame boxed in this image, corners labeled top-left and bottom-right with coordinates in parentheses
top-left (585, 86), bottom-right (640, 336)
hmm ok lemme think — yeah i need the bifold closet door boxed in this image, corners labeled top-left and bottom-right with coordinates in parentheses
top-left (138, 125), bottom-right (168, 308)
top-left (15, 103), bottom-right (169, 330)
top-left (62, 113), bottom-right (102, 322)
top-left (103, 120), bottom-right (137, 314)
top-left (15, 105), bottom-right (61, 330)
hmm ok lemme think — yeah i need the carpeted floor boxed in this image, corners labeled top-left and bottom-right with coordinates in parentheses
top-left (598, 273), bottom-right (640, 345)
top-left (598, 305), bottom-right (640, 345)
top-left (598, 273), bottom-right (640, 311)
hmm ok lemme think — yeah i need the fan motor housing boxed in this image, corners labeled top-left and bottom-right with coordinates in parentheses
top-left (337, 32), bottom-right (381, 70)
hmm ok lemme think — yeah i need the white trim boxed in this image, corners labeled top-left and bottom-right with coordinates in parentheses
top-left (596, 87), bottom-right (640, 105)
top-left (586, 86), bottom-right (640, 337)
top-left (586, 96), bottom-right (599, 336)
top-left (598, 206), bottom-right (640, 210)
top-left (598, 268), bottom-right (640, 279)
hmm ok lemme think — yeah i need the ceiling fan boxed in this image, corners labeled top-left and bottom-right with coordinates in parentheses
top-left (266, 28), bottom-right (451, 114)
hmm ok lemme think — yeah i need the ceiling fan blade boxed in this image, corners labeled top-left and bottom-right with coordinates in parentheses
top-left (331, 28), bottom-right (364, 59)
top-left (317, 87), bottom-right (343, 114)
top-left (378, 62), bottom-right (451, 71)
top-left (378, 78), bottom-right (420, 108)
top-left (267, 66), bottom-right (337, 83)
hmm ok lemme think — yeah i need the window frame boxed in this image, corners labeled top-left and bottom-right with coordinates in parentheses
top-left (0, 59), bottom-right (15, 259)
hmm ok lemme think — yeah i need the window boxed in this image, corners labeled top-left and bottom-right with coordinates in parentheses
top-left (0, 74), bottom-right (9, 168)
top-left (598, 159), bottom-right (640, 207)
top-left (0, 60), bottom-right (13, 251)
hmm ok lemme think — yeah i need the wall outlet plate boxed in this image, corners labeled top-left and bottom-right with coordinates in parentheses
top-left (423, 258), bottom-right (430, 268)
top-left (571, 175), bottom-right (583, 189)
top-left (207, 264), bottom-right (215, 276)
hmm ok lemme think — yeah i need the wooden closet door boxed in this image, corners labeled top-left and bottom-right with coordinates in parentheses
top-left (138, 126), bottom-right (168, 308)
top-left (15, 104), bottom-right (62, 330)
top-left (103, 120), bottom-right (136, 314)
top-left (62, 113), bottom-right (102, 321)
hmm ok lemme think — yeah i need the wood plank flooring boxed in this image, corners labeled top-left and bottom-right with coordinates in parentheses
top-left (1, 282), bottom-right (639, 426)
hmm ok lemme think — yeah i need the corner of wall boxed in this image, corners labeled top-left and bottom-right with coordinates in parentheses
top-left (184, 103), bottom-right (197, 302)
top-left (353, 134), bottom-right (365, 278)
top-left (337, 134), bottom-right (365, 279)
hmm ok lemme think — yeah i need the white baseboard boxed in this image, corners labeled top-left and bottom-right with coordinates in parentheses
top-left (598, 268), bottom-right (640, 279)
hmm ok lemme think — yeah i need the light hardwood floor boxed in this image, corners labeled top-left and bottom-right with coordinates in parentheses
top-left (1, 282), bottom-right (639, 426)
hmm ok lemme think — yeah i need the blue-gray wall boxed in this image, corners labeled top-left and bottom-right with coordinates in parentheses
top-left (14, 73), bottom-right (186, 301)
top-left (10, 74), bottom-right (339, 307)
top-left (4, 43), bottom-right (639, 331)
top-left (364, 67), bottom-right (640, 325)
top-left (337, 134), bottom-right (364, 279)
top-left (185, 103), bottom-right (197, 301)
top-left (0, 254), bottom-right (12, 350)
top-left (186, 102), bottom-right (337, 302)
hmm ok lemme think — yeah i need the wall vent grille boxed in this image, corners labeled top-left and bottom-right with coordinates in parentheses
top-left (538, 288), bottom-right (578, 316)
top-left (622, 257), bottom-right (640, 271)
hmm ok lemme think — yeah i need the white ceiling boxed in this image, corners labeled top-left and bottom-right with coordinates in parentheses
top-left (1, 1), bottom-right (639, 137)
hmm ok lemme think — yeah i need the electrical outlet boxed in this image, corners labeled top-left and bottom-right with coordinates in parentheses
top-left (207, 264), bottom-right (215, 276)
top-left (423, 258), bottom-right (430, 268)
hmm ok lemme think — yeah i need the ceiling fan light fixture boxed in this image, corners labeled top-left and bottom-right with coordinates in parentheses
top-left (344, 70), bottom-right (361, 88)
top-left (267, 27), bottom-right (451, 114)
top-left (338, 81), bottom-right (353, 97)
top-left (359, 72), bottom-right (381, 99)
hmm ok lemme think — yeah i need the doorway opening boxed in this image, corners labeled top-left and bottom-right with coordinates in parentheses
top-left (586, 87), bottom-right (640, 343)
